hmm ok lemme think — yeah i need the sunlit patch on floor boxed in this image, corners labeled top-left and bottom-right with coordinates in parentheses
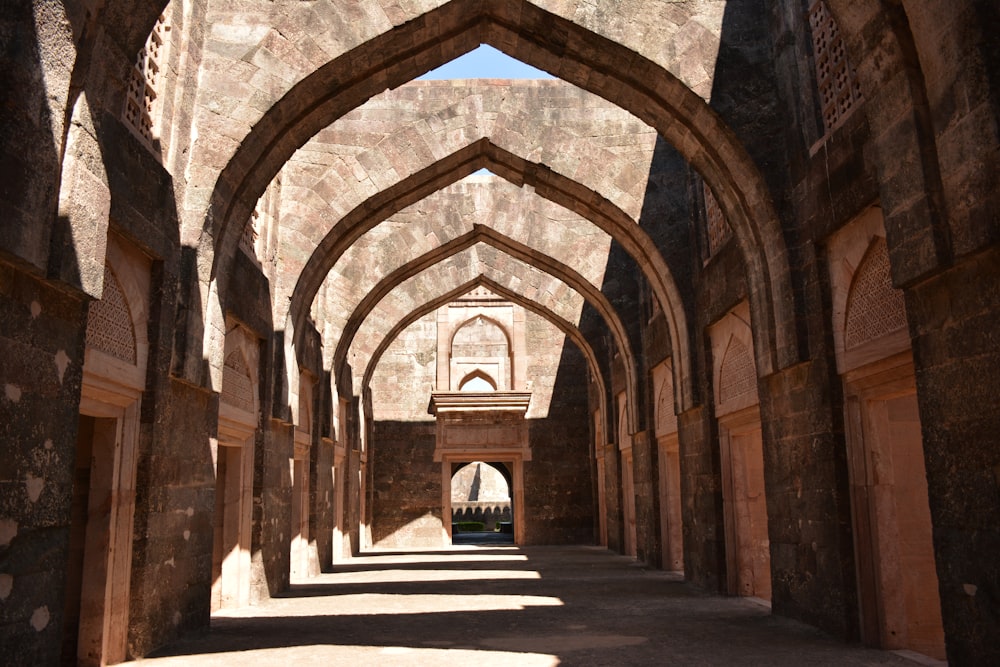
top-left (480, 634), bottom-right (647, 653)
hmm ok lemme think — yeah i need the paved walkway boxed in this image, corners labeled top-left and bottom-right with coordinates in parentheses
top-left (139, 545), bottom-right (931, 667)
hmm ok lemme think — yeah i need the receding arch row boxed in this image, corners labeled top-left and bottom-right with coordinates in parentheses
top-left (360, 274), bottom-right (612, 448)
top-left (306, 177), bottom-right (616, 358)
top-left (290, 140), bottom-right (693, 413)
top-left (349, 246), bottom-right (594, 386)
top-left (334, 227), bottom-right (641, 430)
top-left (203, 0), bottom-right (795, 404)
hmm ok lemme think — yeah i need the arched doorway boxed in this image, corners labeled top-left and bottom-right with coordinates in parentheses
top-left (450, 462), bottom-right (513, 545)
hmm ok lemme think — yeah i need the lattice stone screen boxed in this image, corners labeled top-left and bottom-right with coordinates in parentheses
top-left (809, 0), bottom-right (863, 133)
top-left (222, 352), bottom-right (255, 414)
top-left (845, 237), bottom-right (907, 348)
top-left (656, 375), bottom-right (678, 435)
top-left (86, 265), bottom-right (137, 364)
top-left (719, 338), bottom-right (756, 405)
top-left (124, 11), bottom-right (170, 146)
top-left (704, 181), bottom-right (730, 258)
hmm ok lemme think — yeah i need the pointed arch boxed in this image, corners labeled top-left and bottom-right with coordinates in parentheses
top-left (332, 229), bottom-right (641, 432)
top-left (295, 141), bottom-right (685, 417)
top-left (199, 0), bottom-right (796, 410)
top-left (458, 370), bottom-right (499, 392)
top-left (361, 275), bottom-right (611, 447)
top-left (449, 314), bottom-right (512, 363)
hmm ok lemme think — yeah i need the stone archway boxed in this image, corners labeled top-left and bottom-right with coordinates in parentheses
top-left (193, 0), bottom-right (795, 415)
top-left (331, 228), bottom-right (641, 426)
top-left (67, 236), bottom-right (151, 666)
top-left (431, 392), bottom-right (531, 546)
top-left (450, 461), bottom-right (514, 540)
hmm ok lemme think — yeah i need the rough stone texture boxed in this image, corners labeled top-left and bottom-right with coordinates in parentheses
top-left (521, 325), bottom-right (594, 546)
top-left (370, 313), bottom-right (441, 548)
top-left (0, 2), bottom-right (74, 272)
top-left (251, 420), bottom-right (293, 602)
top-left (905, 245), bottom-right (1000, 665)
top-left (129, 379), bottom-right (217, 657)
top-left (370, 421), bottom-right (441, 549)
top-left (758, 360), bottom-right (858, 639)
top-left (677, 405), bottom-right (725, 592)
top-left (3, 1), bottom-right (1000, 663)
top-left (0, 263), bottom-right (87, 665)
top-left (630, 430), bottom-right (660, 566)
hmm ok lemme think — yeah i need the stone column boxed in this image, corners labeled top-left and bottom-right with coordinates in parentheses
top-left (905, 246), bottom-right (1000, 664)
top-left (758, 359), bottom-right (858, 640)
top-left (677, 405), bottom-right (726, 592)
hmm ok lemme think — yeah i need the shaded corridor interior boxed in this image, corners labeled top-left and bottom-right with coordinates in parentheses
top-left (4, 2), bottom-right (1000, 665)
top-left (140, 546), bottom-right (924, 666)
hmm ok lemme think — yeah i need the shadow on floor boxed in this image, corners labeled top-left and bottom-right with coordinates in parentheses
top-left (140, 546), bottom-right (917, 667)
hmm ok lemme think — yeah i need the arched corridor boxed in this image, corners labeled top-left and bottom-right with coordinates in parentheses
top-left (2, 2), bottom-right (1000, 665)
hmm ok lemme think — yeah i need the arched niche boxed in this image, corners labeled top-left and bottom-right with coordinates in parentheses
top-left (213, 322), bottom-right (259, 611)
top-left (708, 302), bottom-right (771, 601)
top-left (825, 205), bottom-right (944, 659)
top-left (71, 233), bottom-right (151, 666)
top-left (448, 314), bottom-right (512, 392)
top-left (826, 206), bottom-right (909, 376)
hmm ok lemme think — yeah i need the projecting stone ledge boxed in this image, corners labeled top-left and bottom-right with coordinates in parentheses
top-left (428, 392), bottom-right (533, 463)
top-left (428, 391), bottom-right (532, 415)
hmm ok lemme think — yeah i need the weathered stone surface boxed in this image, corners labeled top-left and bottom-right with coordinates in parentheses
top-left (3, 1), bottom-right (1000, 664)
top-left (0, 264), bottom-right (86, 665)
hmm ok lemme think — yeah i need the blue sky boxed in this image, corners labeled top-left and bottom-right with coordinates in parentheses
top-left (419, 45), bottom-right (554, 79)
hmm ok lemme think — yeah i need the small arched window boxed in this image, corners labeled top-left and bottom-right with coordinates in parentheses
top-left (459, 370), bottom-right (497, 392)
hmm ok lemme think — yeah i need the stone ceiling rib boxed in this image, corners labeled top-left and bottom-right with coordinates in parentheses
top-left (287, 141), bottom-right (688, 418)
top-left (195, 0), bottom-right (791, 409)
top-left (336, 230), bottom-right (639, 415)
top-left (359, 276), bottom-right (612, 424)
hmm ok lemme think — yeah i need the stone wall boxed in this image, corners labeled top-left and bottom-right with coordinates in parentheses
top-left (2, 1), bottom-right (1000, 663)
top-left (0, 265), bottom-right (87, 664)
top-left (369, 309), bottom-right (595, 548)
top-left (521, 317), bottom-right (594, 545)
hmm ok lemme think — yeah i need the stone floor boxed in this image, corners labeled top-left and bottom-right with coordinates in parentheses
top-left (139, 545), bottom-right (935, 666)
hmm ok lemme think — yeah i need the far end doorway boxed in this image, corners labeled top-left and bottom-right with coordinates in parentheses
top-left (450, 461), bottom-right (514, 546)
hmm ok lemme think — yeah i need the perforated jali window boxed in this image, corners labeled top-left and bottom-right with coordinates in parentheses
top-left (240, 207), bottom-right (260, 258)
top-left (719, 337), bottom-right (756, 405)
top-left (809, 0), bottom-right (863, 133)
top-left (845, 237), bottom-right (907, 348)
top-left (86, 265), bottom-right (137, 365)
top-left (222, 352), bottom-right (255, 414)
top-left (704, 181), bottom-right (730, 257)
top-left (656, 376), bottom-right (678, 435)
top-left (124, 12), bottom-right (170, 145)
top-left (241, 176), bottom-right (280, 263)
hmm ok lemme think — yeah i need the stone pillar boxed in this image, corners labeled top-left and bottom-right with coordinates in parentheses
top-left (905, 246), bottom-right (1000, 664)
top-left (631, 429), bottom-right (661, 567)
top-left (0, 266), bottom-right (87, 664)
top-left (251, 418), bottom-right (294, 603)
top-left (602, 441), bottom-right (623, 554)
top-left (677, 405), bottom-right (726, 591)
top-left (758, 359), bottom-right (858, 640)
